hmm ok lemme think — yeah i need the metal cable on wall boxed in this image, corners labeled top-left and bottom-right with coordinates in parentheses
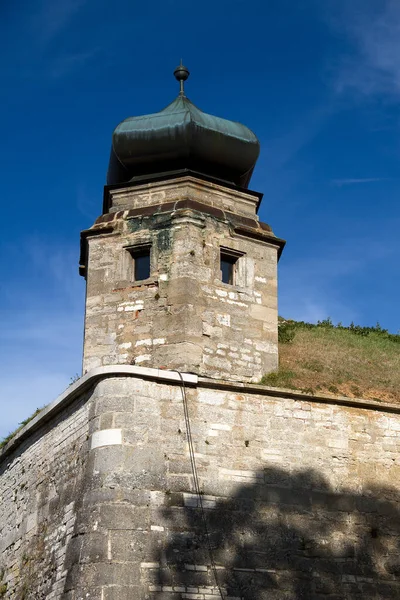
top-left (174, 371), bottom-right (225, 600)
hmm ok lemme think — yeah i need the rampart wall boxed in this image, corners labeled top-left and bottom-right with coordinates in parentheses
top-left (1, 367), bottom-right (399, 599)
top-left (0, 387), bottom-right (91, 599)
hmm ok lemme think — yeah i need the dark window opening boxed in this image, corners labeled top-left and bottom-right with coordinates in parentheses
top-left (128, 247), bottom-right (151, 281)
top-left (220, 252), bottom-right (237, 285)
top-left (135, 252), bottom-right (150, 280)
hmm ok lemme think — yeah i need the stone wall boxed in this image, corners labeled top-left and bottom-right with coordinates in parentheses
top-left (2, 367), bottom-right (399, 599)
top-left (0, 388), bottom-right (91, 599)
top-left (77, 374), bottom-right (400, 600)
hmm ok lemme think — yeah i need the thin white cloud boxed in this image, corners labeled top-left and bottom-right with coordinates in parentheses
top-left (330, 0), bottom-right (400, 99)
top-left (331, 177), bottom-right (386, 187)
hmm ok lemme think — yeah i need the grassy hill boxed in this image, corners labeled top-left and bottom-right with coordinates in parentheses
top-left (261, 318), bottom-right (400, 403)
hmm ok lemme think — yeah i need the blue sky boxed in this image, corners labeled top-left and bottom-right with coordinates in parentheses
top-left (0, 0), bottom-right (399, 437)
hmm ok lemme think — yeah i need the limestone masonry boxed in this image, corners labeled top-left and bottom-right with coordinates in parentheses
top-left (1, 67), bottom-right (399, 599)
top-left (1, 369), bottom-right (400, 599)
top-left (80, 176), bottom-right (284, 381)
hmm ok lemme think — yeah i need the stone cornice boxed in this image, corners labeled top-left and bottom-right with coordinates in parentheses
top-left (79, 198), bottom-right (286, 277)
top-left (197, 376), bottom-right (400, 414)
top-left (2, 366), bottom-right (399, 463)
top-left (103, 171), bottom-right (264, 214)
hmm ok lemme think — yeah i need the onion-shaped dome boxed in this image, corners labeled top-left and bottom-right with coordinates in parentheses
top-left (107, 65), bottom-right (260, 189)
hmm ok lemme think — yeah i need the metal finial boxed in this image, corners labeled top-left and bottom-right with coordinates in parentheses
top-left (174, 61), bottom-right (190, 95)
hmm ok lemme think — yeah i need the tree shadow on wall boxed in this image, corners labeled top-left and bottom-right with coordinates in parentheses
top-left (154, 467), bottom-right (400, 599)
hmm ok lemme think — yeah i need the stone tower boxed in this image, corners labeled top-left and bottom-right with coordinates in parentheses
top-left (80, 65), bottom-right (284, 382)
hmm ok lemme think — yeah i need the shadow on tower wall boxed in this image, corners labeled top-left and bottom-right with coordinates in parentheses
top-left (153, 467), bottom-right (400, 599)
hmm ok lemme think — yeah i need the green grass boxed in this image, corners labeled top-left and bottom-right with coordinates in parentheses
top-left (260, 368), bottom-right (297, 388)
top-left (263, 318), bottom-right (400, 402)
top-left (0, 407), bottom-right (45, 450)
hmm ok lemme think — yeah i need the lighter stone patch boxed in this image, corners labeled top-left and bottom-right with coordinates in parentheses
top-left (216, 314), bottom-right (230, 327)
top-left (135, 338), bottom-right (152, 347)
top-left (91, 429), bottom-right (122, 449)
top-left (226, 299), bottom-right (247, 307)
top-left (119, 342), bottom-right (132, 349)
top-left (210, 423), bottom-right (231, 431)
top-left (215, 289), bottom-right (228, 297)
top-left (150, 491), bottom-right (165, 505)
top-left (125, 303), bottom-right (144, 312)
top-left (117, 301), bottom-right (144, 312)
top-left (151, 525), bottom-right (165, 531)
top-left (255, 276), bottom-right (267, 283)
top-left (135, 354), bottom-right (151, 363)
top-left (242, 354), bottom-right (253, 362)
top-left (183, 493), bottom-right (218, 509)
top-left (159, 273), bottom-right (168, 281)
top-left (153, 338), bottom-right (165, 345)
top-left (255, 341), bottom-right (278, 353)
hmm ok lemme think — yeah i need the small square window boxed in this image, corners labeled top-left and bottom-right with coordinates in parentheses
top-left (128, 246), bottom-right (151, 281)
top-left (220, 247), bottom-right (245, 285)
top-left (220, 253), bottom-right (237, 285)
